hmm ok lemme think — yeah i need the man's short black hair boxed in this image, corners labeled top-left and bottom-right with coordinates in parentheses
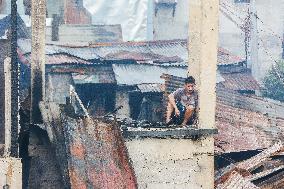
top-left (185, 76), bottom-right (195, 84)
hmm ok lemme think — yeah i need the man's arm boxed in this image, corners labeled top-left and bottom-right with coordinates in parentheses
top-left (168, 93), bottom-right (180, 116)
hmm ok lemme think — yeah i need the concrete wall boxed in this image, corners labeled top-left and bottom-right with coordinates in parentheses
top-left (126, 137), bottom-right (214, 189)
top-left (255, 0), bottom-right (284, 82)
top-left (46, 73), bottom-right (73, 104)
top-left (0, 158), bottom-right (22, 189)
top-left (153, 0), bottom-right (189, 40)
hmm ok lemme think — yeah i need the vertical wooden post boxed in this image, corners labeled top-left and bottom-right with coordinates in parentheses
top-left (4, 57), bottom-right (11, 157)
top-left (31, 0), bottom-right (46, 123)
top-left (11, 0), bottom-right (19, 157)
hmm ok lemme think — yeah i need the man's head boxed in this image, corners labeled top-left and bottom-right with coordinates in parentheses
top-left (184, 76), bottom-right (195, 93)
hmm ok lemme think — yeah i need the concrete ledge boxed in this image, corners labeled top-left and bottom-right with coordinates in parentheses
top-left (122, 127), bottom-right (218, 139)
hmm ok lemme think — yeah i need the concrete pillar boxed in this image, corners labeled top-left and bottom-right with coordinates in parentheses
top-left (187, 1), bottom-right (219, 188)
top-left (31, 0), bottom-right (46, 123)
top-left (188, 0), bottom-right (219, 130)
top-left (4, 58), bottom-right (11, 157)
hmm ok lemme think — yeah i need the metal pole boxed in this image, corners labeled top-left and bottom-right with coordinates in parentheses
top-left (249, 0), bottom-right (259, 81)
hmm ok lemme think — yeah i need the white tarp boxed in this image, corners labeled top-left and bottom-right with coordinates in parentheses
top-left (84, 0), bottom-right (150, 41)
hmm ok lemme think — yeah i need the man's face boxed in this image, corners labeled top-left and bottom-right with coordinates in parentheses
top-left (184, 83), bottom-right (195, 93)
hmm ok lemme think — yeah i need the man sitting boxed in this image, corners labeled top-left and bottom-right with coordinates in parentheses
top-left (166, 76), bottom-right (198, 126)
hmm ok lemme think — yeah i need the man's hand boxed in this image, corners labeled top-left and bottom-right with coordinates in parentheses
top-left (175, 108), bottom-right (180, 117)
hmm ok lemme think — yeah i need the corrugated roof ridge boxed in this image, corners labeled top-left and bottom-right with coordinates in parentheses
top-left (237, 141), bottom-right (283, 171)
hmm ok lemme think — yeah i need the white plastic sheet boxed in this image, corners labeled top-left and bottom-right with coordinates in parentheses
top-left (84, 0), bottom-right (150, 41)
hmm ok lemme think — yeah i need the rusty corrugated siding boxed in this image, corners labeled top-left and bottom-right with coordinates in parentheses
top-left (237, 142), bottom-right (284, 171)
top-left (216, 171), bottom-right (259, 189)
top-left (63, 117), bottom-right (137, 189)
top-left (215, 143), bottom-right (284, 189)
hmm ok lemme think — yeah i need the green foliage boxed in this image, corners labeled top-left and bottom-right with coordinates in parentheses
top-left (262, 60), bottom-right (284, 102)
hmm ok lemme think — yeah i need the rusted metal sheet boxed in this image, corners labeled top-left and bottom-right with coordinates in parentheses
top-left (216, 171), bottom-right (259, 189)
top-left (40, 98), bottom-right (137, 188)
top-left (215, 143), bottom-right (284, 189)
top-left (220, 71), bottom-right (260, 91)
top-left (215, 102), bottom-right (284, 153)
top-left (63, 118), bottom-right (137, 189)
top-left (237, 142), bottom-right (283, 171)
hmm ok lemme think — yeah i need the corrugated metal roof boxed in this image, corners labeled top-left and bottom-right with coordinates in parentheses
top-left (137, 83), bottom-right (163, 93)
top-left (215, 143), bottom-right (284, 189)
top-left (220, 71), bottom-right (260, 91)
top-left (22, 53), bottom-right (92, 65)
top-left (17, 39), bottom-right (244, 66)
top-left (104, 50), bottom-right (183, 63)
top-left (237, 142), bottom-right (283, 171)
top-left (46, 54), bottom-right (91, 65)
top-left (112, 64), bottom-right (188, 85)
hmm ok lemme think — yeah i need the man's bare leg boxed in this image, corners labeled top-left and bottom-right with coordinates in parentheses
top-left (181, 106), bottom-right (194, 125)
top-left (166, 102), bottom-right (174, 123)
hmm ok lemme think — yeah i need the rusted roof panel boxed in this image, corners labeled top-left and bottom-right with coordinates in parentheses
top-left (237, 142), bottom-right (283, 171)
top-left (220, 71), bottom-right (260, 91)
top-left (216, 171), bottom-right (259, 189)
top-left (215, 143), bottom-right (284, 189)
top-left (40, 101), bottom-right (137, 189)
top-left (63, 117), bottom-right (137, 189)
